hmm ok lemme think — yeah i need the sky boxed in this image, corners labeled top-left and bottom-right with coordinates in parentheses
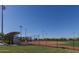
top-left (0, 5), bottom-right (79, 38)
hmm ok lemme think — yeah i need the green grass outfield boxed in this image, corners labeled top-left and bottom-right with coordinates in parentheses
top-left (51, 40), bottom-right (79, 47)
top-left (64, 41), bottom-right (79, 47)
top-left (0, 45), bottom-right (78, 53)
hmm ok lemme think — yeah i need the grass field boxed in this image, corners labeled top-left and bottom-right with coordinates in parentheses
top-left (63, 41), bottom-right (79, 47)
top-left (0, 45), bottom-right (78, 53)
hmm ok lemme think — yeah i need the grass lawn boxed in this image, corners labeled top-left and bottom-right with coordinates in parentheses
top-left (0, 45), bottom-right (78, 53)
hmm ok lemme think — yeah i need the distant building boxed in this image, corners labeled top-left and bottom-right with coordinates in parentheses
top-left (19, 37), bottom-right (32, 45)
top-left (13, 36), bottom-right (20, 44)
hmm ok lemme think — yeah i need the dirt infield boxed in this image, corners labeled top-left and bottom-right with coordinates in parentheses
top-left (31, 41), bottom-right (64, 46)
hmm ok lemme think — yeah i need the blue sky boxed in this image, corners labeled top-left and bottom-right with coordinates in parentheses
top-left (0, 5), bottom-right (79, 38)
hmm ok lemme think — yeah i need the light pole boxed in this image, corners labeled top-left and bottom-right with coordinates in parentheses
top-left (19, 25), bottom-right (23, 40)
top-left (45, 33), bottom-right (48, 46)
top-left (37, 35), bottom-right (40, 45)
top-left (25, 29), bottom-right (27, 37)
top-left (73, 32), bottom-right (75, 50)
top-left (57, 38), bottom-right (58, 48)
top-left (1, 5), bottom-right (5, 34)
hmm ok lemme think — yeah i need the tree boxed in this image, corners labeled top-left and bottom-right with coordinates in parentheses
top-left (0, 33), bottom-right (5, 40)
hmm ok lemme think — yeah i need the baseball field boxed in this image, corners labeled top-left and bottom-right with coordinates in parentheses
top-left (20, 40), bottom-right (79, 52)
top-left (31, 40), bottom-right (79, 51)
top-left (0, 40), bottom-right (79, 53)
